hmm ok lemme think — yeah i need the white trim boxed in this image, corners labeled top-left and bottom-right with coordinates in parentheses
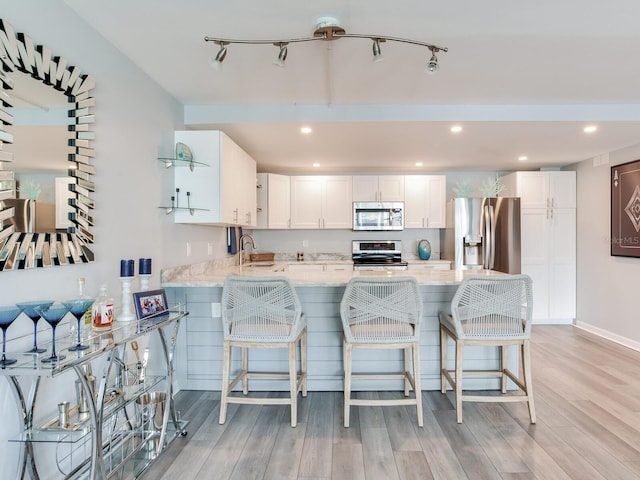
top-left (574, 321), bottom-right (640, 352)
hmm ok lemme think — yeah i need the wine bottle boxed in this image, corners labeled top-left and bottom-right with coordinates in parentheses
top-left (92, 285), bottom-right (114, 330)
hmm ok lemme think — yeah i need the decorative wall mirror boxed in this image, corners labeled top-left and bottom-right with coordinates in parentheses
top-left (0, 19), bottom-right (95, 270)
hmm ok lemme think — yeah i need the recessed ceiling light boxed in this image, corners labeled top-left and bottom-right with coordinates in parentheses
top-left (450, 125), bottom-right (463, 133)
top-left (313, 162), bottom-right (320, 167)
top-left (518, 156), bottom-right (528, 161)
top-left (301, 126), bottom-right (312, 134)
top-left (415, 162), bottom-right (423, 167)
top-left (584, 125), bottom-right (597, 133)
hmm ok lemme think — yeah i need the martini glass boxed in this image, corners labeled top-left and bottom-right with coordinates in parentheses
top-left (35, 303), bottom-right (70, 364)
top-left (16, 300), bottom-right (55, 354)
top-left (62, 298), bottom-right (94, 351)
top-left (0, 305), bottom-right (24, 367)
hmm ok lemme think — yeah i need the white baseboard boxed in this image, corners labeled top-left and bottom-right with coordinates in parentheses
top-left (533, 318), bottom-right (573, 325)
top-left (574, 321), bottom-right (640, 352)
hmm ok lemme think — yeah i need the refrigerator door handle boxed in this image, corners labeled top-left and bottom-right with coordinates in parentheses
top-left (483, 205), bottom-right (492, 269)
top-left (488, 205), bottom-right (496, 270)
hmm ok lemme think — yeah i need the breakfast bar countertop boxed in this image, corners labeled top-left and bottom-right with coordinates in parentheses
top-left (161, 259), bottom-right (502, 288)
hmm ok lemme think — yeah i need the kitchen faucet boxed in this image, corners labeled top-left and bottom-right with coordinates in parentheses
top-left (239, 233), bottom-right (256, 268)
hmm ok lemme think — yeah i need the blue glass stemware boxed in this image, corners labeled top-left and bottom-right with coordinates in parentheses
top-left (35, 303), bottom-right (70, 364)
top-left (0, 305), bottom-right (24, 367)
top-left (62, 299), bottom-right (94, 351)
top-left (16, 300), bottom-right (55, 354)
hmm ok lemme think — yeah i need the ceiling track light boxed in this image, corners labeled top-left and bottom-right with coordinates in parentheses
top-left (372, 38), bottom-right (385, 63)
top-left (210, 42), bottom-right (227, 69)
top-left (426, 46), bottom-right (439, 74)
top-left (205, 17), bottom-right (447, 72)
top-left (273, 42), bottom-right (288, 67)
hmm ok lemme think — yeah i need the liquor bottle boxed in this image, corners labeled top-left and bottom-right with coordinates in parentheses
top-left (92, 285), bottom-right (114, 330)
top-left (78, 277), bottom-right (92, 326)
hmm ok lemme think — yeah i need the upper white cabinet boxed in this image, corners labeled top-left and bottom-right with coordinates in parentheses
top-left (290, 176), bottom-right (353, 229)
top-left (404, 175), bottom-right (447, 228)
top-left (503, 171), bottom-right (576, 209)
top-left (352, 175), bottom-right (405, 202)
top-left (502, 171), bottom-right (576, 324)
top-left (173, 130), bottom-right (257, 226)
top-left (256, 173), bottom-right (290, 229)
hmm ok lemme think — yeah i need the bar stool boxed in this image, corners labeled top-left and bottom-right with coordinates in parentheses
top-left (339, 277), bottom-right (423, 427)
top-left (219, 276), bottom-right (307, 427)
top-left (439, 274), bottom-right (536, 423)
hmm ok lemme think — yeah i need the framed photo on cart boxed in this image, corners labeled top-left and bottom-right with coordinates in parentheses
top-left (133, 289), bottom-right (169, 319)
top-left (611, 159), bottom-right (640, 257)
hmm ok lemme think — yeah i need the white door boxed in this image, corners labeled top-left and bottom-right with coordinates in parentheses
top-left (352, 176), bottom-right (379, 201)
top-left (520, 209), bottom-right (550, 321)
top-left (379, 175), bottom-right (405, 201)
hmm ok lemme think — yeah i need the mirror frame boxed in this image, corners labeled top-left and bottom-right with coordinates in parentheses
top-left (0, 19), bottom-right (95, 270)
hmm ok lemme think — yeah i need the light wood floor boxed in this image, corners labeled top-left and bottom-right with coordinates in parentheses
top-left (142, 326), bottom-right (640, 480)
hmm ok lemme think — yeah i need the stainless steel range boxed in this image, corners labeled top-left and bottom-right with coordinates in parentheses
top-left (352, 240), bottom-right (408, 271)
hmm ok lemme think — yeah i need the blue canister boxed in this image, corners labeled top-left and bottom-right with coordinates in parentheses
top-left (417, 239), bottom-right (431, 260)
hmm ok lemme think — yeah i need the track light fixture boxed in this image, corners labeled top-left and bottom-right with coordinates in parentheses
top-left (273, 43), bottom-right (288, 68)
top-left (425, 46), bottom-right (439, 74)
top-left (205, 17), bottom-right (447, 73)
top-left (372, 38), bottom-right (384, 63)
top-left (210, 42), bottom-right (228, 69)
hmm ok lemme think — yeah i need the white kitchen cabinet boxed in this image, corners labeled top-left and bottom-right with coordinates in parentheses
top-left (256, 173), bottom-right (290, 229)
top-left (352, 175), bottom-right (405, 202)
top-left (173, 130), bottom-right (256, 226)
top-left (503, 171), bottom-right (576, 324)
top-left (503, 171), bottom-right (576, 209)
top-left (290, 176), bottom-right (352, 229)
top-left (287, 263), bottom-right (353, 272)
top-left (404, 175), bottom-right (446, 228)
top-left (287, 263), bottom-right (325, 272)
top-left (407, 261), bottom-right (451, 270)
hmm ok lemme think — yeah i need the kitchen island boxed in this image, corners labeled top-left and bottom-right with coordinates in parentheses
top-left (162, 261), bottom-right (506, 392)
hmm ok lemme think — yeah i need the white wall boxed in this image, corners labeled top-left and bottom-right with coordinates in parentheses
top-left (571, 146), bottom-right (640, 349)
top-left (0, 3), bottom-right (229, 477)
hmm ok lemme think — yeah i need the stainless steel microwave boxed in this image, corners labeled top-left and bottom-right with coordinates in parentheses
top-left (353, 201), bottom-right (404, 231)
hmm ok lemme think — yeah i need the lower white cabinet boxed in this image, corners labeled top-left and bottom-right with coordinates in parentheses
top-left (286, 263), bottom-right (352, 272)
top-left (407, 261), bottom-right (451, 271)
top-left (404, 175), bottom-right (446, 228)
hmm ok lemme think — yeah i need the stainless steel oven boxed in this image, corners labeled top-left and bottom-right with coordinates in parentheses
top-left (351, 240), bottom-right (408, 271)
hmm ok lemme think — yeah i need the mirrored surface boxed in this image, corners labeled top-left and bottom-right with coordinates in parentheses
top-left (0, 18), bottom-right (96, 270)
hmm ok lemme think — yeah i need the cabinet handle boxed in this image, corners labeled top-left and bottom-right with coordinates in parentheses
top-left (318, 218), bottom-right (321, 228)
top-left (233, 208), bottom-right (238, 223)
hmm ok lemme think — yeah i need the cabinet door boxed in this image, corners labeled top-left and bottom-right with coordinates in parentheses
top-left (549, 171), bottom-right (576, 209)
top-left (520, 209), bottom-right (550, 321)
top-left (267, 173), bottom-right (290, 229)
top-left (290, 176), bottom-right (323, 229)
top-left (352, 176), bottom-right (379, 201)
top-left (425, 175), bottom-right (446, 228)
top-left (220, 134), bottom-right (239, 224)
top-left (548, 208), bottom-right (576, 320)
top-left (323, 176), bottom-right (353, 228)
top-left (404, 175), bottom-right (426, 228)
top-left (287, 263), bottom-right (325, 272)
top-left (516, 172), bottom-right (550, 209)
top-left (240, 148), bottom-right (257, 227)
top-left (325, 263), bottom-right (353, 272)
top-left (404, 175), bottom-right (446, 228)
top-left (379, 175), bottom-right (405, 201)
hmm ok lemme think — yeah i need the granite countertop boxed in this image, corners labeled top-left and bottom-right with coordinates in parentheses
top-left (161, 259), bottom-right (496, 288)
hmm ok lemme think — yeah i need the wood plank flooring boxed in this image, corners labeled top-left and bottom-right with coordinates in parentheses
top-left (142, 326), bottom-right (640, 480)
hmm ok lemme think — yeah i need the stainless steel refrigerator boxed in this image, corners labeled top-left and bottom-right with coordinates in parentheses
top-left (440, 197), bottom-right (521, 273)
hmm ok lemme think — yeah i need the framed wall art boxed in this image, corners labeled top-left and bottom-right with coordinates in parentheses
top-left (611, 160), bottom-right (640, 257)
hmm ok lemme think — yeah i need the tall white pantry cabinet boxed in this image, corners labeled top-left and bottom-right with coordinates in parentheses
top-left (503, 171), bottom-right (576, 324)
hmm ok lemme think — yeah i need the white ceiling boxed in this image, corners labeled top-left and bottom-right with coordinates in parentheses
top-left (64, 0), bottom-right (640, 173)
